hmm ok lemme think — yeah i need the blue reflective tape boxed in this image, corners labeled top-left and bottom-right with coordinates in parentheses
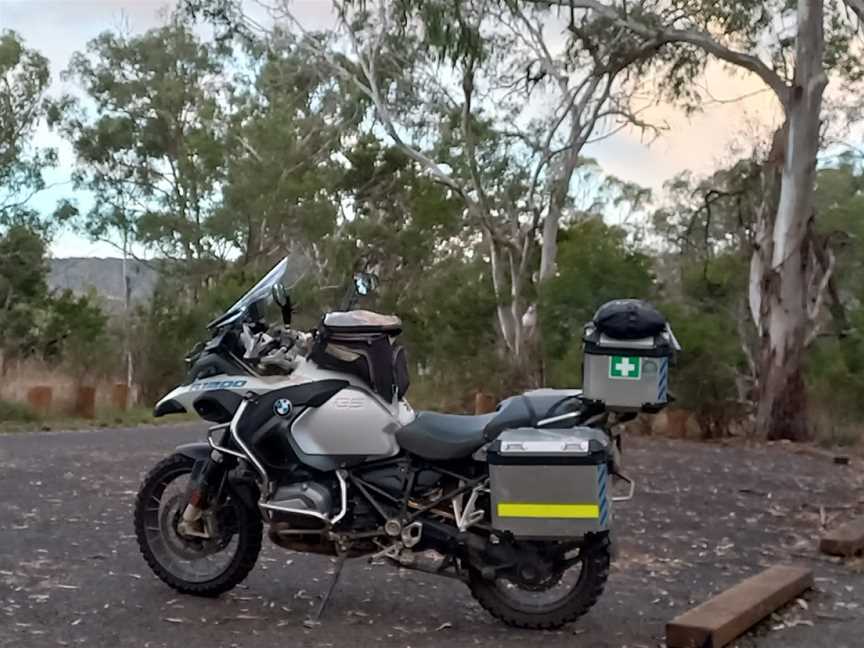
top-left (658, 358), bottom-right (669, 401)
top-left (597, 464), bottom-right (609, 526)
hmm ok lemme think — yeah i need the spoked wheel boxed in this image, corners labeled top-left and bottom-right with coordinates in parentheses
top-left (468, 533), bottom-right (611, 629)
top-left (134, 454), bottom-right (262, 597)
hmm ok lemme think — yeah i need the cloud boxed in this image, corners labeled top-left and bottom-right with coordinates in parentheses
top-left (585, 61), bottom-right (782, 193)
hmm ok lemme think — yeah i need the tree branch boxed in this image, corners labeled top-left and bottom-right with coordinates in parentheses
top-left (528, 0), bottom-right (791, 105)
top-left (844, 0), bottom-right (864, 29)
top-left (805, 246), bottom-right (835, 347)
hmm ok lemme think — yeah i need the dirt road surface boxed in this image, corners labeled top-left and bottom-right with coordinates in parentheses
top-left (1, 424), bottom-right (863, 648)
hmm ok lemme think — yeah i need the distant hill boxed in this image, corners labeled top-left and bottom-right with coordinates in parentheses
top-left (49, 258), bottom-right (159, 309)
top-left (48, 254), bottom-right (311, 313)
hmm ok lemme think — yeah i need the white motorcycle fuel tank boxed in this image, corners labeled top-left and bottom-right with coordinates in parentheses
top-left (291, 385), bottom-right (400, 457)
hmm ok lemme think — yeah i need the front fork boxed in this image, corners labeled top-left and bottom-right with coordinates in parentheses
top-left (179, 451), bottom-right (229, 539)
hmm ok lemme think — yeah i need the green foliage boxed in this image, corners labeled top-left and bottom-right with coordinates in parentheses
top-left (805, 158), bottom-right (864, 425)
top-left (396, 254), bottom-right (504, 411)
top-left (132, 282), bottom-right (208, 404)
top-left (214, 39), bottom-right (354, 266)
top-left (42, 289), bottom-right (113, 372)
top-left (336, 137), bottom-right (466, 277)
top-left (0, 225), bottom-right (49, 357)
top-left (540, 219), bottom-right (655, 386)
top-left (0, 30), bottom-right (54, 228)
top-left (0, 400), bottom-right (38, 423)
top-left (53, 19), bottom-right (231, 283)
top-left (132, 269), bottom-right (255, 402)
top-left (660, 302), bottom-right (744, 410)
top-left (664, 250), bottom-right (750, 426)
top-left (0, 226), bottom-right (111, 369)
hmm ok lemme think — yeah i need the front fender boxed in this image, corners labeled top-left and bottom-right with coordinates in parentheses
top-left (175, 441), bottom-right (212, 462)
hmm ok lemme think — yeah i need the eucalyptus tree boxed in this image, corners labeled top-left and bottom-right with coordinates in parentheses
top-left (204, 0), bottom-right (661, 371)
top-left (652, 159), bottom-right (764, 400)
top-left (0, 31), bottom-right (54, 229)
top-left (524, 0), bottom-right (864, 439)
top-left (51, 18), bottom-right (233, 283)
top-left (215, 33), bottom-right (365, 271)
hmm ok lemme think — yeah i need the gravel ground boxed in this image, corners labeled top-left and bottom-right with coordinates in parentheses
top-left (1, 424), bottom-right (863, 648)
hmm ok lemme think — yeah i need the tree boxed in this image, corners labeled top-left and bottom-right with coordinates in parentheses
top-left (51, 17), bottom-right (232, 284)
top-left (0, 225), bottom-right (110, 376)
top-left (334, 136), bottom-right (467, 292)
top-left (0, 30), bottom-right (54, 229)
top-left (213, 34), bottom-right (360, 269)
top-left (653, 157), bottom-right (765, 399)
top-left (188, 0), bottom-right (662, 371)
top-left (805, 155), bottom-right (864, 435)
top-left (539, 218), bottom-right (655, 385)
top-left (0, 225), bottom-right (49, 370)
top-left (42, 289), bottom-right (112, 380)
top-left (527, 0), bottom-right (863, 438)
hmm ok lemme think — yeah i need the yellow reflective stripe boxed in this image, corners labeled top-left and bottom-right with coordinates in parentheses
top-left (497, 503), bottom-right (600, 519)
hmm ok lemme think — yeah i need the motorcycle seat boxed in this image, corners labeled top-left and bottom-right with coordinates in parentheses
top-left (398, 389), bottom-right (586, 461)
top-left (397, 411), bottom-right (497, 460)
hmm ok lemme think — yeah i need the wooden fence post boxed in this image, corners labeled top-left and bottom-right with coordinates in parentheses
top-left (75, 386), bottom-right (96, 419)
top-left (111, 383), bottom-right (129, 411)
top-left (474, 391), bottom-right (496, 414)
top-left (27, 386), bottom-right (52, 415)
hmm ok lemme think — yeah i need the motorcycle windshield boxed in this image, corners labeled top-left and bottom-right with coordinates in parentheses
top-left (208, 257), bottom-right (289, 329)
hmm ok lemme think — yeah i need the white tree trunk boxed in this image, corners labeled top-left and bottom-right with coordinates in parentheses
top-left (753, 0), bottom-right (827, 440)
top-left (538, 209), bottom-right (559, 283)
top-left (488, 237), bottom-right (518, 352)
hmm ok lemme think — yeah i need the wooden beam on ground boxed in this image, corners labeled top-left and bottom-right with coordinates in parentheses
top-left (666, 565), bottom-right (813, 648)
top-left (820, 517), bottom-right (864, 557)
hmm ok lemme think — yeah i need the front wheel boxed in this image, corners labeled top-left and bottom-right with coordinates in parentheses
top-left (134, 453), bottom-right (262, 596)
top-left (467, 533), bottom-right (611, 630)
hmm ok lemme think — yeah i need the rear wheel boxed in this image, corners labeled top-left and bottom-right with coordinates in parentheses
top-left (467, 533), bottom-right (611, 629)
top-left (134, 453), bottom-right (262, 596)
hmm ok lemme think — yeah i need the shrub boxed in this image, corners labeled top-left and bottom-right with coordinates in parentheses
top-left (0, 400), bottom-right (39, 422)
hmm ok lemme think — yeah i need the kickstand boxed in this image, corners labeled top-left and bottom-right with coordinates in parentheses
top-left (310, 554), bottom-right (345, 622)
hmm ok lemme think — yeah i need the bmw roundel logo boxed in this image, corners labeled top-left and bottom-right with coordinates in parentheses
top-left (273, 398), bottom-right (293, 417)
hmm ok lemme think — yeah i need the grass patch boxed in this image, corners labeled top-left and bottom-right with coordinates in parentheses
top-left (0, 399), bottom-right (39, 423)
top-left (815, 423), bottom-right (862, 449)
top-left (811, 408), bottom-right (863, 449)
top-left (0, 404), bottom-right (197, 433)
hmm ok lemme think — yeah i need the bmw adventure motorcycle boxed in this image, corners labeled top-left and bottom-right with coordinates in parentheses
top-left (136, 258), bottom-right (678, 629)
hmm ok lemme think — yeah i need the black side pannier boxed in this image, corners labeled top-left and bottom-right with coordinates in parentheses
top-left (309, 310), bottom-right (410, 401)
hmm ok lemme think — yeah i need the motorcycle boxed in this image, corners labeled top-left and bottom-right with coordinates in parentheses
top-left (135, 258), bottom-right (678, 629)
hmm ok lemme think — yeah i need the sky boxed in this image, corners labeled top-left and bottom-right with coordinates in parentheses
top-left (0, 0), bottom-right (781, 258)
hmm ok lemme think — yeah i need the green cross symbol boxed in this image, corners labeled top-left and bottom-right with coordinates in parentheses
top-left (609, 355), bottom-right (641, 379)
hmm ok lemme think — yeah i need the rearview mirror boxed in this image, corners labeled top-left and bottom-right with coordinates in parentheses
top-left (271, 283), bottom-right (292, 325)
top-left (353, 272), bottom-right (379, 297)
